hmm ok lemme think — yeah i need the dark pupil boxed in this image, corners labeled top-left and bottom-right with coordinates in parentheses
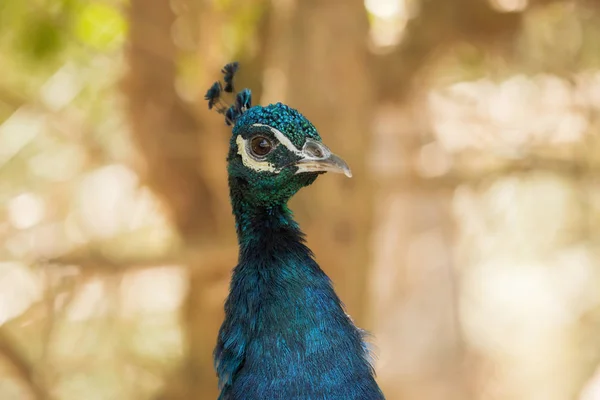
top-left (251, 136), bottom-right (272, 156)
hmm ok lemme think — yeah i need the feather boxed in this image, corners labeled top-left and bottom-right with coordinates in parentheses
top-left (222, 62), bottom-right (239, 93)
top-left (205, 81), bottom-right (222, 110)
top-left (235, 89), bottom-right (252, 113)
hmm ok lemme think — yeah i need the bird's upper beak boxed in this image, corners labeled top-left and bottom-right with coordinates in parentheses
top-left (293, 138), bottom-right (352, 178)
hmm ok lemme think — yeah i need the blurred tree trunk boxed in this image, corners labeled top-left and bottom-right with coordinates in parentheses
top-left (375, 0), bottom-right (522, 102)
top-left (262, 0), bottom-right (375, 325)
top-left (124, 0), bottom-right (235, 398)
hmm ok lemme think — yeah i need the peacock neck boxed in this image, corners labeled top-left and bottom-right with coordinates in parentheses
top-left (229, 187), bottom-right (301, 252)
top-left (220, 182), bottom-right (385, 399)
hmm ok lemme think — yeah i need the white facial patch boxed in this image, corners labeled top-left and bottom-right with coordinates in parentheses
top-left (236, 135), bottom-right (278, 173)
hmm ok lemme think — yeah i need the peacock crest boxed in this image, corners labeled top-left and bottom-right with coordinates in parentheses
top-left (204, 61), bottom-right (251, 126)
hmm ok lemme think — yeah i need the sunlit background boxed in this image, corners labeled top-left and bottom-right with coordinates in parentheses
top-left (1, 0), bottom-right (600, 399)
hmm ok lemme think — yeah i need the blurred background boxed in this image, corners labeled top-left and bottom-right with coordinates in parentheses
top-left (1, 0), bottom-right (600, 399)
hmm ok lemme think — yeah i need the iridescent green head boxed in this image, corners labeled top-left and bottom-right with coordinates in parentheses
top-left (205, 63), bottom-right (351, 207)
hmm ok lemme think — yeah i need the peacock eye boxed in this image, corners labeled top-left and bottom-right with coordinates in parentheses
top-left (250, 135), bottom-right (273, 157)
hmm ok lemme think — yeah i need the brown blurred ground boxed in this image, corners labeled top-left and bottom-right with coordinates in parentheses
top-left (1, 0), bottom-right (600, 399)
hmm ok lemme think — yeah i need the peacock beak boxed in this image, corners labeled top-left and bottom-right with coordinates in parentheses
top-left (293, 138), bottom-right (352, 178)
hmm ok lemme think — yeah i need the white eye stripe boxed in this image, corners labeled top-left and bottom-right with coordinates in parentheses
top-left (251, 124), bottom-right (303, 156)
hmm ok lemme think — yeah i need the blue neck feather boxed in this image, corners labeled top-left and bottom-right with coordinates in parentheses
top-left (214, 179), bottom-right (385, 399)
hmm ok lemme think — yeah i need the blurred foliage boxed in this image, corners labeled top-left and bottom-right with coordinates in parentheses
top-left (74, 2), bottom-right (126, 50)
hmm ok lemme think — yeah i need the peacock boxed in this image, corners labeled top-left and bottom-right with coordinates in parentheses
top-left (205, 62), bottom-right (385, 400)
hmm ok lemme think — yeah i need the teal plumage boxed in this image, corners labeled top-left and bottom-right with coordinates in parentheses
top-left (207, 63), bottom-right (384, 400)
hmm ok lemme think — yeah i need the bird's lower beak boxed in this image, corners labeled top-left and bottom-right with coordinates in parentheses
top-left (293, 139), bottom-right (352, 178)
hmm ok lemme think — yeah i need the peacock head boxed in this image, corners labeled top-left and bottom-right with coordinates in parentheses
top-left (205, 62), bottom-right (351, 207)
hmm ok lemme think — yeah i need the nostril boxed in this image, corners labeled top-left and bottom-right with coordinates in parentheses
top-left (310, 147), bottom-right (323, 158)
top-left (304, 142), bottom-right (325, 158)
